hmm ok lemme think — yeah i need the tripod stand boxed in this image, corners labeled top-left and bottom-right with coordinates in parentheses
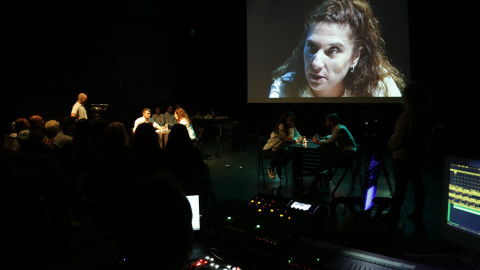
top-left (359, 131), bottom-right (395, 199)
top-left (364, 153), bottom-right (394, 199)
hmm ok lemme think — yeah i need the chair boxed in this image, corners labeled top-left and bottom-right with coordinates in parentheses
top-left (257, 136), bottom-right (288, 184)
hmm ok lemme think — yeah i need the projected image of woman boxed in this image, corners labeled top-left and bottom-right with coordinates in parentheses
top-left (269, 0), bottom-right (405, 98)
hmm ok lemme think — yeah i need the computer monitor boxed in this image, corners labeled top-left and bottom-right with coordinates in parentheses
top-left (441, 155), bottom-right (480, 254)
top-left (187, 195), bottom-right (201, 231)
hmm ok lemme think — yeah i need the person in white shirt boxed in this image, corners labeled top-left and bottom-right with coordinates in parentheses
top-left (174, 107), bottom-right (196, 141)
top-left (133, 108), bottom-right (161, 133)
top-left (71, 93), bottom-right (88, 120)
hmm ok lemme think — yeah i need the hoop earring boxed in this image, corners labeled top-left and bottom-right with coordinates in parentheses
top-left (351, 66), bottom-right (355, 73)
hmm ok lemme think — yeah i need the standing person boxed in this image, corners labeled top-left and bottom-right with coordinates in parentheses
top-left (174, 108), bottom-right (196, 141)
top-left (269, 0), bottom-right (404, 98)
top-left (71, 93), bottom-right (88, 120)
top-left (132, 108), bottom-right (161, 134)
top-left (152, 107), bottom-right (165, 126)
top-left (313, 113), bottom-right (356, 174)
top-left (384, 81), bottom-right (432, 236)
top-left (164, 105), bottom-right (177, 129)
top-left (262, 111), bottom-right (302, 179)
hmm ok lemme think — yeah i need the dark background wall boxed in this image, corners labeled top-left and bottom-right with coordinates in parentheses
top-left (2, 0), bottom-right (479, 157)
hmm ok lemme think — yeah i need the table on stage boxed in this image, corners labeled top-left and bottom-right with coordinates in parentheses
top-left (287, 138), bottom-right (321, 183)
top-left (191, 116), bottom-right (228, 139)
top-left (156, 129), bottom-right (169, 148)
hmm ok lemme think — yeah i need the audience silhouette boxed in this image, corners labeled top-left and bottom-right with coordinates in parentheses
top-left (165, 124), bottom-right (206, 193)
top-left (2, 113), bottom-right (203, 269)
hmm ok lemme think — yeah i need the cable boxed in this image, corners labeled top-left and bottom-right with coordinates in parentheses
top-left (209, 247), bottom-right (227, 261)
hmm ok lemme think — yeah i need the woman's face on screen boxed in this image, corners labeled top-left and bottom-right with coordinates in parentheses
top-left (303, 22), bottom-right (360, 97)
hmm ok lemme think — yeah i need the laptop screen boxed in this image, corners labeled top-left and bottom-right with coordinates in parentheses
top-left (186, 195), bottom-right (201, 231)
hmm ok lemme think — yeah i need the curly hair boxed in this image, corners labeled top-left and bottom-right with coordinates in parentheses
top-left (272, 0), bottom-right (405, 97)
top-left (174, 108), bottom-right (192, 124)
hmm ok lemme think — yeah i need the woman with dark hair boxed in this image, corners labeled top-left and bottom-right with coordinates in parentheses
top-left (270, 0), bottom-right (405, 98)
top-left (174, 108), bottom-right (196, 140)
top-left (262, 111), bottom-right (302, 179)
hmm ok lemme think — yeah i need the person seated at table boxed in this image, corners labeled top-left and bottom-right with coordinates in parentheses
top-left (164, 105), bottom-right (177, 129)
top-left (133, 108), bottom-right (161, 134)
top-left (262, 111), bottom-right (302, 179)
top-left (313, 113), bottom-right (357, 175)
top-left (174, 107), bottom-right (196, 141)
top-left (152, 106), bottom-right (165, 126)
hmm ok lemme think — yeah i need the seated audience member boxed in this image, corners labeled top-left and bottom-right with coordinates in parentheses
top-left (28, 114), bottom-right (46, 143)
top-left (43, 120), bottom-right (61, 149)
top-left (132, 108), bottom-right (161, 133)
top-left (164, 124), bottom-right (208, 197)
top-left (163, 105), bottom-right (177, 129)
top-left (15, 117), bottom-right (30, 133)
top-left (7, 118), bottom-right (30, 152)
top-left (262, 111), bottom-right (302, 179)
top-left (152, 106), bottom-right (165, 126)
top-left (18, 115), bottom-right (50, 154)
top-left (89, 118), bottom-right (108, 152)
top-left (54, 116), bottom-right (75, 148)
top-left (100, 121), bottom-right (131, 158)
top-left (313, 113), bottom-right (357, 174)
top-left (130, 123), bottom-right (165, 180)
top-left (72, 118), bottom-right (94, 171)
top-left (49, 116), bottom-right (77, 182)
top-left (174, 107), bottom-right (196, 140)
top-left (80, 121), bottom-right (135, 202)
top-left (100, 175), bottom-right (193, 270)
top-left (3, 121), bottom-right (20, 152)
top-left (2, 145), bottom-right (78, 268)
